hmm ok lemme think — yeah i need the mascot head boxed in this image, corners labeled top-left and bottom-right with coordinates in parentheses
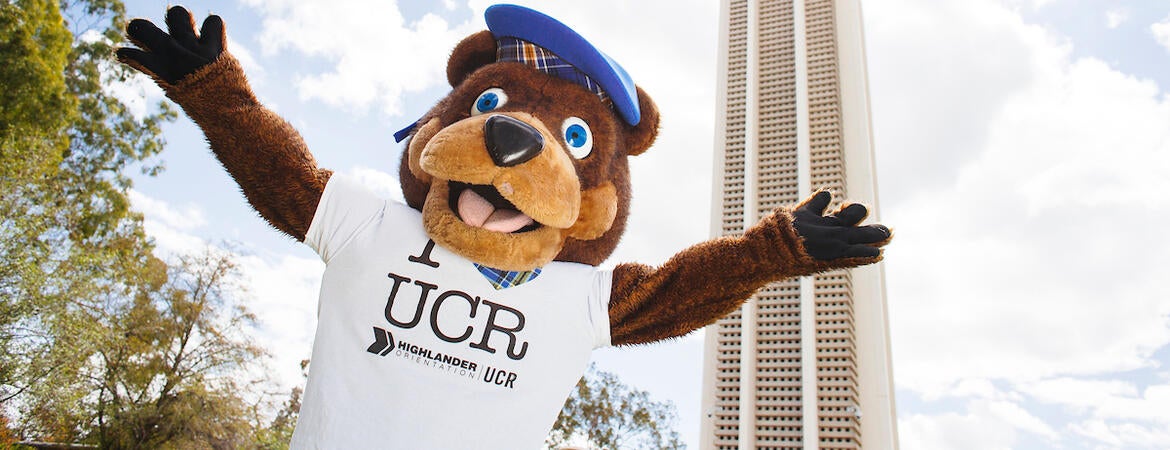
top-left (395, 5), bottom-right (660, 271)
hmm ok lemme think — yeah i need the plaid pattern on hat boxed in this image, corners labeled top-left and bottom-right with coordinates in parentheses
top-left (473, 263), bottom-right (543, 290)
top-left (497, 37), bottom-right (610, 105)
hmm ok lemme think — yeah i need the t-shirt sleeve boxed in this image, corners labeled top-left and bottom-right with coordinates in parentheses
top-left (588, 269), bottom-right (613, 349)
top-left (304, 174), bottom-right (388, 264)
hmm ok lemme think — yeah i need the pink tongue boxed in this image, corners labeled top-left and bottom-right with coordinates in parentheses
top-left (458, 189), bottom-right (493, 227)
top-left (457, 188), bottom-right (535, 233)
top-left (483, 209), bottom-right (535, 233)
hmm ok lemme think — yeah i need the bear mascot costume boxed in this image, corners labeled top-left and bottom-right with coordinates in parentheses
top-left (117, 4), bottom-right (890, 448)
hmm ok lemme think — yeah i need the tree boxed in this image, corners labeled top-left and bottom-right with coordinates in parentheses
top-left (0, 1), bottom-right (297, 446)
top-left (0, 0), bottom-right (73, 187)
top-left (253, 360), bottom-right (308, 449)
top-left (90, 250), bottom-right (271, 449)
top-left (1, 0), bottom-right (169, 400)
top-left (253, 386), bottom-right (302, 449)
top-left (547, 365), bottom-right (685, 450)
top-left (0, 0), bottom-right (77, 396)
top-left (1, 0), bottom-right (173, 411)
top-left (9, 249), bottom-right (274, 448)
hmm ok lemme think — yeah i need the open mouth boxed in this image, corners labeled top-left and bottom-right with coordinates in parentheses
top-left (449, 182), bottom-right (542, 233)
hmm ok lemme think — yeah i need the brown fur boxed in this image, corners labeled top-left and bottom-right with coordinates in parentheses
top-left (558, 87), bottom-right (657, 266)
top-left (422, 181), bottom-right (567, 271)
top-left (446, 31), bottom-right (498, 88)
top-left (418, 111), bottom-right (581, 228)
top-left (398, 49), bottom-right (659, 269)
top-left (608, 205), bottom-right (884, 346)
top-left (565, 182), bottom-right (617, 240)
top-left (398, 36), bottom-right (664, 268)
top-left (161, 55), bottom-right (330, 241)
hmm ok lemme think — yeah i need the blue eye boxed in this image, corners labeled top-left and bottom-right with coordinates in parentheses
top-left (471, 88), bottom-right (507, 116)
top-left (565, 124), bottom-right (587, 147)
top-left (477, 93), bottom-right (499, 111)
top-left (561, 117), bottom-right (593, 159)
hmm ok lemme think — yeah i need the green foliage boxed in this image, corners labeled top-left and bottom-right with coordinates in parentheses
top-left (253, 385), bottom-right (302, 450)
top-left (547, 365), bottom-right (685, 450)
top-left (81, 250), bottom-right (268, 449)
top-left (1, 0), bottom-right (171, 406)
top-left (5, 247), bottom-right (301, 449)
top-left (0, 0), bottom-right (75, 381)
top-left (0, 0), bottom-right (297, 447)
top-left (0, 0), bottom-right (74, 185)
top-left (1, 4), bottom-right (172, 441)
top-left (0, 413), bottom-right (14, 447)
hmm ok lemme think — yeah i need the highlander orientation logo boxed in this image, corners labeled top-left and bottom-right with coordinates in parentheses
top-left (364, 240), bottom-right (526, 389)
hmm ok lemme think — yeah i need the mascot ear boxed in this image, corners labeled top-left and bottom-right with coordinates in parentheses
top-left (624, 86), bottom-right (660, 156)
top-left (447, 30), bottom-right (498, 87)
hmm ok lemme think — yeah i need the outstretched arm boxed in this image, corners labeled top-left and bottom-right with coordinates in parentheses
top-left (608, 191), bottom-right (890, 346)
top-left (116, 7), bottom-right (331, 241)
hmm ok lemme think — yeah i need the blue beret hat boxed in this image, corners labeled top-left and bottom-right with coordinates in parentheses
top-left (485, 4), bottom-right (641, 126)
top-left (393, 4), bottom-right (643, 142)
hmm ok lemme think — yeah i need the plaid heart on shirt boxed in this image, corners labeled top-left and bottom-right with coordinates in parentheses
top-left (474, 263), bottom-right (543, 290)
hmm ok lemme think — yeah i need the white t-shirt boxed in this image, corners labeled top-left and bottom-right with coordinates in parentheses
top-left (291, 175), bottom-right (612, 449)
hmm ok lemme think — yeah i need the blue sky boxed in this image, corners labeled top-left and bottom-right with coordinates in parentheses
top-left (114, 0), bottom-right (1170, 448)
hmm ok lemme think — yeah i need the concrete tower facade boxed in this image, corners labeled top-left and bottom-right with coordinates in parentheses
top-left (699, 0), bottom-right (898, 449)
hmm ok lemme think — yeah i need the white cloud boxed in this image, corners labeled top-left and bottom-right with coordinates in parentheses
top-left (988, 399), bottom-right (1059, 440)
top-left (128, 190), bottom-right (208, 230)
top-left (1105, 8), bottom-right (1129, 29)
top-left (1019, 378), bottom-right (1137, 414)
top-left (1068, 419), bottom-right (1170, 449)
top-left (866, 0), bottom-right (1054, 201)
top-left (870, 0), bottom-right (1170, 392)
top-left (240, 0), bottom-right (479, 115)
top-left (129, 190), bottom-right (210, 254)
top-left (1151, 14), bottom-right (1170, 53)
top-left (867, 0), bottom-right (1170, 447)
top-left (949, 378), bottom-right (1009, 400)
top-left (902, 385), bottom-right (1059, 448)
top-left (1002, 0), bottom-right (1060, 11)
top-left (227, 37), bottom-right (265, 82)
top-left (235, 250), bottom-right (323, 391)
top-left (899, 399), bottom-right (1054, 450)
top-left (1021, 377), bottom-right (1170, 427)
top-left (1093, 384), bottom-right (1170, 424)
top-left (109, 73), bottom-right (166, 120)
top-left (881, 48), bottom-right (1170, 393)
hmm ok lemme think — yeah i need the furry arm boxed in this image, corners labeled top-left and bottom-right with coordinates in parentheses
top-left (607, 193), bottom-right (889, 346)
top-left (161, 56), bottom-right (331, 241)
top-left (117, 8), bottom-right (331, 241)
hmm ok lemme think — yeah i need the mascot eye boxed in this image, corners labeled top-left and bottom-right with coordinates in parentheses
top-left (471, 88), bottom-right (508, 116)
top-left (561, 117), bottom-right (593, 159)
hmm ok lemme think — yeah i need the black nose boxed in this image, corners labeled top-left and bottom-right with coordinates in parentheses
top-left (484, 115), bottom-right (543, 167)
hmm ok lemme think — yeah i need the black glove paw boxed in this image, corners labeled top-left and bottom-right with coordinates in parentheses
top-left (792, 190), bottom-right (890, 261)
top-left (116, 6), bottom-right (225, 84)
